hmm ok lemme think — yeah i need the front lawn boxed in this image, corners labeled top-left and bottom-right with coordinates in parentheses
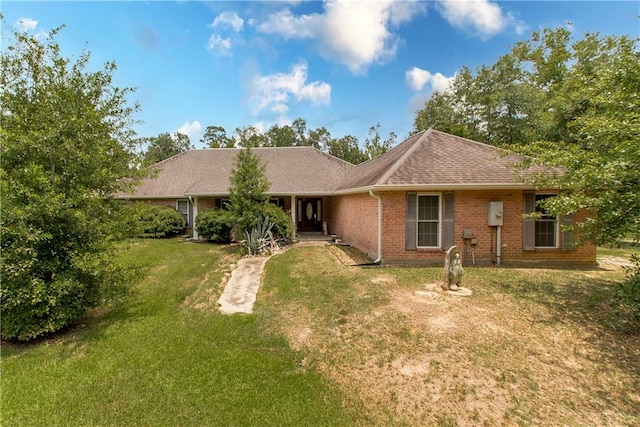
top-left (1, 239), bottom-right (360, 426)
top-left (2, 239), bottom-right (638, 426)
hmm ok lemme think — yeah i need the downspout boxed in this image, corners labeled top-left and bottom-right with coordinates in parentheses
top-left (369, 190), bottom-right (382, 264)
top-left (291, 195), bottom-right (297, 240)
top-left (496, 225), bottom-right (501, 266)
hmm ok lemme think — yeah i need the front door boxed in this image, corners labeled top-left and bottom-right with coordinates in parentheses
top-left (297, 198), bottom-right (323, 232)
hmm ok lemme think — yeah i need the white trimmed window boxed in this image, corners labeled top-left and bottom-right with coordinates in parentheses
top-left (417, 194), bottom-right (441, 248)
top-left (176, 199), bottom-right (189, 226)
top-left (534, 194), bottom-right (558, 248)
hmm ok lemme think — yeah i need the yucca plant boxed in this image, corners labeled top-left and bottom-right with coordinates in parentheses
top-left (242, 216), bottom-right (279, 255)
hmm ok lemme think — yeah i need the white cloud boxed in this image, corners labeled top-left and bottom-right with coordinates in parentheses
top-left (437, 0), bottom-right (524, 40)
top-left (15, 18), bottom-right (48, 41)
top-left (405, 67), bottom-right (454, 93)
top-left (210, 11), bottom-right (244, 32)
top-left (430, 72), bottom-right (455, 94)
top-left (257, 0), bottom-right (426, 75)
top-left (257, 8), bottom-right (317, 39)
top-left (206, 34), bottom-right (232, 56)
top-left (206, 11), bottom-right (244, 57)
top-left (406, 67), bottom-right (431, 91)
top-left (16, 18), bottom-right (38, 32)
top-left (249, 62), bottom-right (331, 117)
top-left (175, 121), bottom-right (203, 142)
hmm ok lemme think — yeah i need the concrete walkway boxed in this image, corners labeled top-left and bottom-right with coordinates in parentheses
top-left (218, 256), bottom-right (269, 314)
top-left (218, 241), bottom-right (329, 314)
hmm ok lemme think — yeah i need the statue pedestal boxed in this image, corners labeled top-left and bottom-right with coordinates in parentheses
top-left (444, 288), bottom-right (472, 297)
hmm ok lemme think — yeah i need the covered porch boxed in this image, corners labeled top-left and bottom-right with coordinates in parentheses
top-left (188, 194), bottom-right (337, 240)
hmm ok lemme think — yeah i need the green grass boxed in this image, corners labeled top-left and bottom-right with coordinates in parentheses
top-left (4, 240), bottom-right (638, 426)
top-left (597, 240), bottom-right (640, 259)
top-left (1, 239), bottom-right (359, 427)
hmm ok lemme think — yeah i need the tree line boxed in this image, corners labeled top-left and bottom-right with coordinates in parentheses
top-left (141, 120), bottom-right (397, 165)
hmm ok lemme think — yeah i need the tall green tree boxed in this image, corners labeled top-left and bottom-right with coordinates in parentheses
top-left (200, 125), bottom-right (234, 148)
top-left (142, 132), bottom-right (192, 164)
top-left (264, 123), bottom-right (296, 147)
top-left (413, 28), bottom-right (640, 246)
top-left (234, 125), bottom-right (265, 148)
top-left (228, 147), bottom-right (271, 235)
top-left (328, 135), bottom-right (367, 164)
top-left (364, 122), bottom-right (397, 159)
top-left (515, 31), bottom-right (640, 245)
top-left (307, 126), bottom-right (331, 151)
top-left (414, 66), bottom-right (486, 142)
top-left (0, 26), bottom-right (144, 340)
top-left (291, 117), bottom-right (308, 146)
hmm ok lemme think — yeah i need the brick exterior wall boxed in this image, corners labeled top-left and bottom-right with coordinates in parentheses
top-left (136, 190), bottom-right (596, 267)
top-left (198, 197), bottom-right (216, 211)
top-left (332, 190), bottom-right (595, 267)
top-left (326, 194), bottom-right (379, 260)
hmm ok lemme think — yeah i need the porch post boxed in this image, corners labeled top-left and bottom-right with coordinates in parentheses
top-left (192, 196), bottom-right (199, 240)
top-left (291, 195), bottom-right (297, 238)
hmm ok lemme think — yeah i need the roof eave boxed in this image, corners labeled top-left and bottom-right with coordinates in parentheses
top-left (184, 191), bottom-right (338, 197)
top-left (114, 195), bottom-right (187, 200)
top-left (335, 183), bottom-right (536, 195)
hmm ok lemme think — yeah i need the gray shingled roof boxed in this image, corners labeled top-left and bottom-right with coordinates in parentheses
top-left (338, 129), bottom-right (531, 191)
top-left (122, 129), bottom-right (539, 198)
top-left (124, 146), bottom-right (354, 197)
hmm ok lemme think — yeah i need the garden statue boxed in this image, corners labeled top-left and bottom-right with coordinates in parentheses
top-left (442, 246), bottom-right (464, 291)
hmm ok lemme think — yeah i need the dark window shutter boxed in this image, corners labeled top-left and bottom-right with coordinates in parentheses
top-left (442, 192), bottom-right (455, 250)
top-left (523, 191), bottom-right (535, 251)
top-left (406, 192), bottom-right (417, 250)
top-left (561, 214), bottom-right (575, 250)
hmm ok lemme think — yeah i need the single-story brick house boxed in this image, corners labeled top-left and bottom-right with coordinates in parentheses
top-left (119, 129), bottom-right (595, 266)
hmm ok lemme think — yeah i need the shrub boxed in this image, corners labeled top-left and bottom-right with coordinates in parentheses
top-left (1, 25), bottom-right (140, 340)
top-left (261, 203), bottom-right (294, 244)
top-left (196, 208), bottom-right (234, 243)
top-left (615, 254), bottom-right (640, 324)
top-left (138, 204), bottom-right (186, 238)
top-left (0, 200), bottom-right (131, 341)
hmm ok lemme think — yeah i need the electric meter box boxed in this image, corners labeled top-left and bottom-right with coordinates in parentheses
top-left (488, 201), bottom-right (504, 226)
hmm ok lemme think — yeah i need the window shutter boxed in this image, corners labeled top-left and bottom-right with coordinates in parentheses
top-left (523, 191), bottom-right (535, 251)
top-left (406, 192), bottom-right (417, 250)
top-left (442, 192), bottom-right (455, 250)
top-left (561, 214), bottom-right (575, 250)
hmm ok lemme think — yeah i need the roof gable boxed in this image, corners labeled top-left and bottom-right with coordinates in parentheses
top-left (338, 129), bottom-right (531, 190)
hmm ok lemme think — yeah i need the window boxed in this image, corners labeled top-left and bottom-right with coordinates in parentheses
top-left (176, 199), bottom-right (189, 226)
top-left (215, 198), bottom-right (231, 209)
top-left (417, 194), bottom-right (440, 247)
top-left (534, 194), bottom-right (557, 247)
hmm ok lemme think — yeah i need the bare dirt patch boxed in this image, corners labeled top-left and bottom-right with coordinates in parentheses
top-left (183, 254), bottom-right (238, 312)
top-left (262, 246), bottom-right (640, 426)
top-left (598, 255), bottom-right (633, 269)
top-left (327, 244), bottom-right (373, 266)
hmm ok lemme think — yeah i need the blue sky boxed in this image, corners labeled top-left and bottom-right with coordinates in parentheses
top-left (3, 1), bottom-right (639, 148)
